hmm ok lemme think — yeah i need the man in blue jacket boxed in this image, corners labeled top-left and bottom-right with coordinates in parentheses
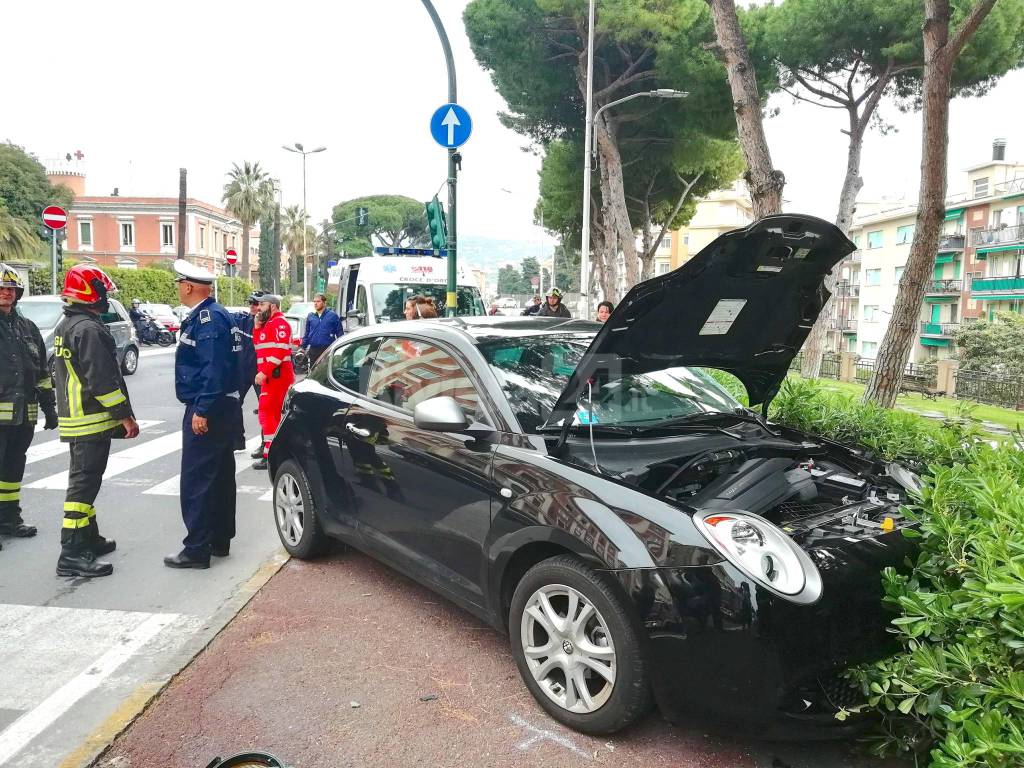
top-left (302, 293), bottom-right (341, 366)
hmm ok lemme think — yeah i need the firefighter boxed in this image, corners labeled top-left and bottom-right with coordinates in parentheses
top-left (54, 265), bottom-right (140, 578)
top-left (0, 264), bottom-right (58, 547)
top-left (251, 293), bottom-right (294, 471)
top-left (166, 260), bottom-right (242, 569)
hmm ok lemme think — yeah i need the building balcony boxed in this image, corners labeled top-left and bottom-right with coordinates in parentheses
top-left (970, 224), bottom-right (1024, 249)
top-left (846, 250), bottom-right (862, 263)
top-left (970, 275), bottom-right (1024, 295)
top-left (834, 280), bottom-right (860, 298)
top-left (920, 322), bottom-right (960, 338)
top-left (925, 279), bottom-right (963, 295)
top-left (832, 318), bottom-right (857, 333)
top-left (937, 233), bottom-right (965, 252)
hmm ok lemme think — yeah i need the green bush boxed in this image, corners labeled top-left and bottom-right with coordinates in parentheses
top-left (769, 379), bottom-right (1024, 767)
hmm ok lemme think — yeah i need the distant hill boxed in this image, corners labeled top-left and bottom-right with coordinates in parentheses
top-left (458, 234), bottom-right (547, 286)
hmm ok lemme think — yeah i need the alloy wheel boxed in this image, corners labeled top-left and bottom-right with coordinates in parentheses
top-left (520, 584), bottom-right (617, 714)
top-left (123, 348), bottom-right (138, 373)
top-left (274, 473), bottom-right (305, 546)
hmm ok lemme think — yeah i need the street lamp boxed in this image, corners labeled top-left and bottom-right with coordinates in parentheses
top-left (590, 90), bottom-right (688, 161)
top-left (282, 143), bottom-right (327, 301)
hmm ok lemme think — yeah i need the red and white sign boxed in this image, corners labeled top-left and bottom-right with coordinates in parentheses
top-left (42, 205), bottom-right (68, 230)
top-left (225, 249), bottom-right (238, 265)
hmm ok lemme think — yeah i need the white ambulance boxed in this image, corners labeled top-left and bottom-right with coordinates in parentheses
top-left (329, 252), bottom-right (486, 329)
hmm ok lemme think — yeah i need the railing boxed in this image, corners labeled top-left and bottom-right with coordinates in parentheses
top-left (847, 250), bottom-right (862, 263)
top-left (925, 279), bottom-right (963, 294)
top-left (835, 281), bottom-right (861, 298)
top-left (853, 359), bottom-right (936, 388)
top-left (937, 233), bottom-right (966, 251)
top-left (819, 353), bottom-right (841, 379)
top-left (970, 275), bottom-right (1024, 293)
top-left (920, 322), bottom-right (960, 336)
top-left (970, 224), bottom-right (1024, 248)
top-left (955, 370), bottom-right (1024, 410)
top-left (831, 318), bottom-right (857, 331)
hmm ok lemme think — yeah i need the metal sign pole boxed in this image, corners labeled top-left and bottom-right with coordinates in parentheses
top-left (51, 230), bottom-right (58, 294)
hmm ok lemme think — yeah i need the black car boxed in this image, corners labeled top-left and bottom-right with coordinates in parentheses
top-left (268, 215), bottom-right (919, 737)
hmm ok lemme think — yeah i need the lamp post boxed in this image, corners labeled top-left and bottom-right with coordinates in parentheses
top-left (282, 142), bottom-right (326, 302)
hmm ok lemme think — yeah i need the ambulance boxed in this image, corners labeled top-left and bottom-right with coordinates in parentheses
top-left (329, 250), bottom-right (486, 329)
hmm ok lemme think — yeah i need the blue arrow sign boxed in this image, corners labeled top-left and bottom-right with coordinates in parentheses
top-left (430, 103), bottom-right (472, 149)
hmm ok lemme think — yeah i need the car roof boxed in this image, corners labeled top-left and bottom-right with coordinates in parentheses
top-left (20, 295), bottom-right (62, 303)
top-left (345, 316), bottom-right (600, 347)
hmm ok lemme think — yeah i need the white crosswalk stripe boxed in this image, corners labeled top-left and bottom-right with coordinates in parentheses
top-left (143, 436), bottom-right (263, 496)
top-left (25, 421), bottom-right (163, 465)
top-left (26, 432), bottom-right (184, 491)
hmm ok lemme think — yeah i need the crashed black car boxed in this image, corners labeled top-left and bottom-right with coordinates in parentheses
top-left (268, 214), bottom-right (919, 737)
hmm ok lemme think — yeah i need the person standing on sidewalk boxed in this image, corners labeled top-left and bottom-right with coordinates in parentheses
top-left (232, 290), bottom-right (263, 454)
top-left (252, 294), bottom-right (294, 471)
top-left (301, 293), bottom-right (341, 367)
top-left (0, 264), bottom-right (58, 548)
top-left (166, 260), bottom-right (242, 569)
top-left (54, 265), bottom-right (140, 578)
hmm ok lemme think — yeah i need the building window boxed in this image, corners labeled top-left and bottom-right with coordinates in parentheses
top-left (682, 234), bottom-right (689, 246)
top-left (974, 177), bottom-right (989, 198)
top-left (895, 266), bottom-right (905, 283)
top-left (862, 341), bottom-right (877, 356)
top-left (78, 221), bottom-right (93, 249)
top-left (161, 223), bottom-right (174, 248)
top-left (852, 233), bottom-right (861, 247)
top-left (865, 269), bottom-right (881, 286)
top-left (896, 224), bottom-right (915, 244)
top-left (993, 209), bottom-right (1003, 227)
top-left (656, 261), bottom-right (670, 275)
top-left (120, 222), bottom-right (134, 248)
top-left (864, 305), bottom-right (879, 322)
top-left (199, 226), bottom-right (206, 252)
top-left (866, 230), bottom-right (883, 249)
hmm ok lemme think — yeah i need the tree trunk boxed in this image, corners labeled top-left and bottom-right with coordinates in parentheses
top-left (177, 169), bottom-right (186, 261)
top-left (706, 0), bottom-right (784, 219)
top-left (597, 151), bottom-right (619, 302)
top-left (640, 197), bottom-right (654, 281)
top-left (594, 114), bottom-right (639, 291)
top-left (865, 0), bottom-right (995, 406)
top-left (241, 226), bottom-right (251, 282)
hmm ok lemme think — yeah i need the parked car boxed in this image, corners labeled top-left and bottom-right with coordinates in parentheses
top-left (18, 295), bottom-right (140, 377)
top-left (138, 302), bottom-right (180, 336)
top-left (267, 215), bottom-right (920, 737)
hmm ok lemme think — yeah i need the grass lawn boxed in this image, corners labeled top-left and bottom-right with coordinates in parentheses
top-left (803, 377), bottom-right (1024, 436)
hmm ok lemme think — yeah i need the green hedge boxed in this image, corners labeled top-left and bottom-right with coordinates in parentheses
top-left (770, 379), bottom-right (1024, 767)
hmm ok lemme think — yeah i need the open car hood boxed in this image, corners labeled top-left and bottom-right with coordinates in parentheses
top-left (543, 214), bottom-right (855, 431)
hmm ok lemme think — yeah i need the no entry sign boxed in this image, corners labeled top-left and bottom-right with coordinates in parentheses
top-left (42, 205), bottom-right (68, 230)
top-left (225, 249), bottom-right (238, 265)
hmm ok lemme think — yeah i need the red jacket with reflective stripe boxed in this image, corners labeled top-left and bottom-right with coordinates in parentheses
top-left (254, 312), bottom-right (294, 379)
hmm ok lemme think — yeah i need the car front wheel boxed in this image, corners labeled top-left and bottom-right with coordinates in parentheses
top-left (272, 458), bottom-right (328, 558)
top-left (509, 555), bottom-right (651, 735)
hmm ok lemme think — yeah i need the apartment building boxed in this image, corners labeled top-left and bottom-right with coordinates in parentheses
top-left (836, 139), bottom-right (1024, 363)
top-left (654, 182), bottom-right (754, 274)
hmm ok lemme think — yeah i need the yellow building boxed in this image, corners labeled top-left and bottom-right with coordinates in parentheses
top-left (654, 182), bottom-right (754, 275)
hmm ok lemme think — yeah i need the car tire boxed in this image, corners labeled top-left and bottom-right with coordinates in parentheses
top-left (121, 346), bottom-right (139, 376)
top-left (509, 555), bottom-right (651, 735)
top-left (272, 458), bottom-right (329, 559)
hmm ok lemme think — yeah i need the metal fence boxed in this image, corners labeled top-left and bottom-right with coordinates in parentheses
top-left (819, 353), bottom-right (841, 379)
top-left (955, 370), bottom-right (1024, 410)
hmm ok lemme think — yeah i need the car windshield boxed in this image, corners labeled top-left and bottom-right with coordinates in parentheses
top-left (17, 301), bottom-right (64, 329)
top-left (288, 302), bottom-right (314, 317)
top-left (478, 336), bottom-right (744, 433)
top-left (371, 283), bottom-right (485, 321)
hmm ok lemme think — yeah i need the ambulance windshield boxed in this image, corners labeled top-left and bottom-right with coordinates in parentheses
top-left (371, 283), bottom-right (485, 320)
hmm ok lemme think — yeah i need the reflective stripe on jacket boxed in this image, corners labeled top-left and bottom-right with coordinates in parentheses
top-left (254, 312), bottom-right (295, 379)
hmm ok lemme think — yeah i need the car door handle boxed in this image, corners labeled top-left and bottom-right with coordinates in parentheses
top-left (345, 423), bottom-right (371, 438)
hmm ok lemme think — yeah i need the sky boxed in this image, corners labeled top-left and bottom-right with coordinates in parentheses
top-left (2, 0), bottom-right (1023, 247)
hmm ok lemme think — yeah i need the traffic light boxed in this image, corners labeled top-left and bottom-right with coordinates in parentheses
top-left (55, 238), bottom-right (63, 273)
top-left (424, 196), bottom-right (448, 249)
top-left (356, 206), bottom-right (369, 227)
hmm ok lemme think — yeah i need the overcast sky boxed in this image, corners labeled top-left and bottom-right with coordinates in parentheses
top-left (3, 0), bottom-right (1022, 245)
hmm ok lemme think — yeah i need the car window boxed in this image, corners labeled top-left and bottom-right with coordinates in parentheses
top-left (355, 286), bottom-right (368, 316)
top-left (366, 337), bottom-right (487, 423)
top-left (327, 339), bottom-right (376, 395)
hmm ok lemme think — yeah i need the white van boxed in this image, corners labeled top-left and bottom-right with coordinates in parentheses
top-left (330, 255), bottom-right (486, 329)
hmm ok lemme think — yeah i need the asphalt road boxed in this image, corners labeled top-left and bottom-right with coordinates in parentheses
top-left (0, 347), bottom-right (285, 768)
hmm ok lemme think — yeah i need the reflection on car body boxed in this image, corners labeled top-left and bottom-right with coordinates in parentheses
top-left (266, 215), bottom-right (918, 738)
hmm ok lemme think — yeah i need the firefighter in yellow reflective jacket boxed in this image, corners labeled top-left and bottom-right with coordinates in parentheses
top-left (54, 265), bottom-right (140, 578)
top-left (0, 263), bottom-right (58, 548)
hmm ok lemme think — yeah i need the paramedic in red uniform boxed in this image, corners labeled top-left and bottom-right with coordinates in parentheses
top-left (251, 293), bottom-right (294, 470)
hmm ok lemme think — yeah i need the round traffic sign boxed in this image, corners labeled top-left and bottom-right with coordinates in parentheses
top-left (429, 103), bottom-right (473, 149)
top-left (225, 249), bottom-right (238, 265)
top-left (42, 205), bottom-right (68, 230)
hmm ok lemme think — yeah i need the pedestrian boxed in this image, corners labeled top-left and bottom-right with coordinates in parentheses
top-left (301, 292), bottom-right (341, 367)
top-left (537, 287), bottom-right (571, 318)
top-left (596, 300), bottom-right (614, 323)
top-left (521, 296), bottom-right (542, 316)
top-left (53, 265), bottom-right (140, 578)
top-left (403, 295), bottom-right (438, 320)
top-left (488, 303), bottom-right (501, 316)
top-left (166, 260), bottom-right (242, 569)
top-left (232, 290), bottom-right (263, 457)
top-left (252, 293), bottom-right (294, 471)
top-left (0, 264), bottom-right (58, 550)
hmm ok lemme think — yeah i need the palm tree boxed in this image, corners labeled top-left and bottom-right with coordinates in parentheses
top-left (222, 161), bottom-right (274, 278)
top-left (0, 205), bottom-right (38, 261)
top-left (281, 205), bottom-right (309, 288)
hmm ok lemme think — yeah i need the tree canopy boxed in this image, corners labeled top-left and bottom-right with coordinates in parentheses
top-left (0, 143), bottom-right (74, 261)
top-left (331, 195), bottom-right (428, 258)
top-left (955, 312), bottom-right (1024, 378)
top-left (222, 161), bottom-right (274, 277)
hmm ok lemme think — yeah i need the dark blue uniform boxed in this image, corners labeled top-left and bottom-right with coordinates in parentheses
top-left (232, 310), bottom-right (258, 405)
top-left (175, 297), bottom-right (242, 559)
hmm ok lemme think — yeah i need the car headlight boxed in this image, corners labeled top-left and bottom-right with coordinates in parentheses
top-left (886, 462), bottom-right (923, 495)
top-left (694, 510), bottom-right (823, 604)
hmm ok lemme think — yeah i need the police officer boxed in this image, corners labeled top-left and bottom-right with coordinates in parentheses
top-left (54, 264), bottom-right (140, 578)
top-left (0, 264), bottom-right (58, 548)
top-left (166, 260), bottom-right (242, 569)
top-left (252, 294), bottom-right (294, 471)
top-left (231, 290), bottom-right (263, 454)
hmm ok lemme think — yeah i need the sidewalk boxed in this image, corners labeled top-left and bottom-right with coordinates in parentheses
top-left (94, 551), bottom-right (906, 768)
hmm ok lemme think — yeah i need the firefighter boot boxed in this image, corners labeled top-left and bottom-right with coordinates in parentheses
top-left (56, 548), bottom-right (114, 578)
top-left (0, 508), bottom-right (37, 538)
top-left (89, 520), bottom-right (117, 556)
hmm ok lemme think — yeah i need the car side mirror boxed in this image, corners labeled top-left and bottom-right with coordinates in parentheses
top-left (413, 396), bottom-right (469, 432)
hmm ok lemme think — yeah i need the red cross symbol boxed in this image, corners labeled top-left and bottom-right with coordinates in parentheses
top-left (74, 150), bottom-right (84, 160)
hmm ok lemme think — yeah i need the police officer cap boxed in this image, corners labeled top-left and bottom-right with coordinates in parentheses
top-left (173, 259), bottom-right (215, 285)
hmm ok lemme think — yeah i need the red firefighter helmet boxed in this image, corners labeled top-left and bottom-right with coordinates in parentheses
top-left (62, 264), bottom-right (118, 305)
